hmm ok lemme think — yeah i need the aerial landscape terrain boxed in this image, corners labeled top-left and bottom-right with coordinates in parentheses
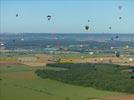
top-left (0, 33), bottom-right (134, 100)
top-left (0, 0), bottom-right (134, 100)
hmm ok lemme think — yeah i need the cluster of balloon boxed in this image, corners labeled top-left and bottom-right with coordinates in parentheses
top-left (109, 5), bottom-right (123, 41)
top-left (84, 20), bottom-right (90, 30)
top-left (118, 5), bottom-right (122, 20)
top-left (13, 14), bottom-right (18, 44)
top-left (111, 35), bottom-right (119, 41)
top-left (109, 27), bottom-right (113, 40)
top-left (47, 15), bottom-right (51, 20)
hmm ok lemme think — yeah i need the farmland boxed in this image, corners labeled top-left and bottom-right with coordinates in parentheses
top-left (0, 62), bottom-right (126, 100)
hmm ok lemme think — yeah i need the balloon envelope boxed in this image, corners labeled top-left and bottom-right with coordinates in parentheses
top-left (109, 27), bottom-right (112, 30)
top-left (47, 15), bottom-right (51, 20)
top-left (119, 17), bottom-right (122, 19)
top-left (118, 5), bottom-right (122, 10)
top-left (16, 14), bottom-right (18, 17)
top-left (115, 35), bottom-right (119, 39)
top-left (85, 25), bottom-right (89, 30)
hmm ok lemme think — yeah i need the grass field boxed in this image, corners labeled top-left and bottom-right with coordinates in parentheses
top-left (0, 78), bottom-right (125, 100)
top-left (0, 63), bottom-right (126, 100)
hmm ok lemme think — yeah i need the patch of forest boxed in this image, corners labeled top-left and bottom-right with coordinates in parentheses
top-left (35, 63), bottom-right (134, 93)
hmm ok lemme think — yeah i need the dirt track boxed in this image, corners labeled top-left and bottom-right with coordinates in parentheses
top-left (18, 54), bottom-right (53, 67)
top-left (0, 62), bottom-right (19, 66)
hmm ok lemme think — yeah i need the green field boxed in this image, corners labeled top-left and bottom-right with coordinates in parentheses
top-left (0, 64), bottom-right (125, 100)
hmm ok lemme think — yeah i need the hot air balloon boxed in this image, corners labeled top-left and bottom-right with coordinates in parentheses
top-left (119, 17), bottom-right (122, 20)
top-left (85, 25), bottom-right (89, 30)
top-left (16, 14), bottom-right (18, 17)
top-left (13, 40), bottom-right (16, 43)
top-left (109, 26), bottom-right (112, 30)
top-left (129, 58), bottom-right (133, 62)
top-left (118, 5), bottom-right (122, 10)
top-left (81, 56), bottom-right (84, 59)
top-left (126, 45), bottom-right (129, 49)
top-left (115, 51), bottom-right (120, 57)
top-left (0, 43), bottom-right (4, 46)
top-left (21, 38), bottom-right (24, 41)
top-left (132, 67), bottom-right (134, 73)
top-left (47, 15), bottom-right (51, 20)
top-left (111, 37), bottom-right (114, 41)
top-left (115, 35), bottom-right (119, 39)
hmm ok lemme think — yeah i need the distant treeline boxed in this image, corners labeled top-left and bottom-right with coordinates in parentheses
top-left (35, 63), bottom-right (134, 94)
top-left (3, 36), bottom-right (134, 50)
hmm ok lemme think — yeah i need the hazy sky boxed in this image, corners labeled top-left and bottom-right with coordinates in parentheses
top-left (0, 0), bottom-right (134, 33)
